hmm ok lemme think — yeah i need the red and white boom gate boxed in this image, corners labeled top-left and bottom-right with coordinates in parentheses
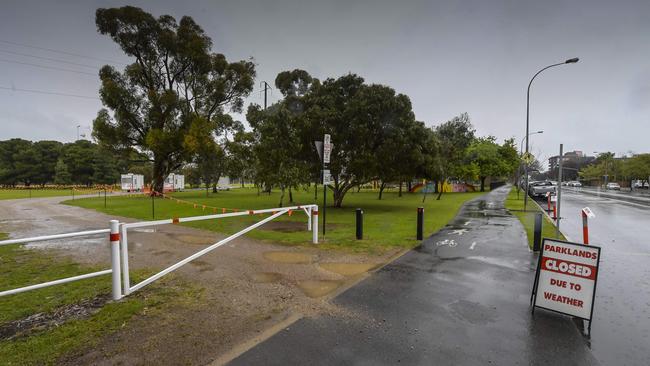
top-left (0, 220), bottom-right (123, 300)
top-left (119, 204), bottom-right (319, 296)
top-left (0, 204), bottom-right (318, 301)
top-left (581, 207), bottom-right (595, 244)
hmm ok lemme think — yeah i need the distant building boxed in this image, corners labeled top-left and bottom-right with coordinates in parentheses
top-left (548, 150), bottom-right (595, 180)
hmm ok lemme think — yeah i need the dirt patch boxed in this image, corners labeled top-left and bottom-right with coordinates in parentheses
top-left (263, 251), bottom-right (314, 264)
top-left (251, 272), bottom-right (282, 283)
top-left (259, 221), bottom-right (308, 233)
top-left (319, 262), bottom-right (377, 276)
top-left (171, 234), bottom-right (218, 245)
top-left (0, 295), bottom-right (109, 341)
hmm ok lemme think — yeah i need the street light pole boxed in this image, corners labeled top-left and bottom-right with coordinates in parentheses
top-left (517, 131), bottom-right (543, 194)
top-left (524, 57), bottom-right (579, 211)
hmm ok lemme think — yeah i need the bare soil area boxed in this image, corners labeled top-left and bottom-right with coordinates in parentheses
top-left (0, 196), bottom-right (401, 365)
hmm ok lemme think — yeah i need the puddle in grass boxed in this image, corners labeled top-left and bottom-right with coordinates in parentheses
top-left (297, 280), bottom-right (342, 298)
top-left (263, 251), bottom-right (313, 264)
top-left (319, 263), bottom-right (376, 276)
top-left (251, 272), bottom-right (282, 283)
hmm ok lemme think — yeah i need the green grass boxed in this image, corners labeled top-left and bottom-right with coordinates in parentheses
top-left (0, 189), bottom-right (97, 200)
top-left (66, 187), bottom-right (484, 252)
top-left (0, 238), bottom-right (202, 365)
top-left (504, 187), bottom-right (566, 249)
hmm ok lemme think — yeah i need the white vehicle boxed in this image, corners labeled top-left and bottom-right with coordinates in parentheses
top-left (164, 173), bottom-right (185, 192)
top-left (121, 173), bottom-right (144, 192)
top-left (568, 181), bottom-right (582, 187)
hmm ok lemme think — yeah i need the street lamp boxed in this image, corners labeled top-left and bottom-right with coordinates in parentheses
top-left (520, 130), bottom-right (544, 154)
top-left (524, 57), bottom-right (579, 211)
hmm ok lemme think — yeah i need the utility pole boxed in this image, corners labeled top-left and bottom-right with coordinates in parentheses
top-left (556, 144), bottom-right (563, 238)
top-left (261, 81), bottom-right (271, 109)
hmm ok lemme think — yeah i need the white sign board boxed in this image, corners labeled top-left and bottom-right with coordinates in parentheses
top-left (322, 169), bottom-right (332, 185)
top-left (533, 239), bottom-right (600, 320)
top-left (323, 134), bottom-right (331, 164)
top-left (582, 207), bottom-right (595, 218)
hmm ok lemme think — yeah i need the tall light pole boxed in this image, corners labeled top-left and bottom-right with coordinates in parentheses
top-left (524, 57), bottom-right (579, 211)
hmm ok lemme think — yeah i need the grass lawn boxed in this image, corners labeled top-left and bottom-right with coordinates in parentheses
top-left (66, 187), bottom-right (484, 252)
top-left (0, 188), bottom-right (106, 200)
top-left (504, 187), bottom-right (566, 249)
top-left (0, 235), bottom-right (202, 365)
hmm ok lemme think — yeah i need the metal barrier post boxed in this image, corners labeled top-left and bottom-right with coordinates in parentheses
top-left (109, 220), bottom-right (122, 301)
top-left (120, 223), bottom-right (131, 296)
top-left (307, 206), bottom-right (312, 231)
top-left (533, 213), bottom-right (542, 251)
top-left (355, 208), bottom-right (363, 240)
top-left (582, 211), bottom-right (589, 244)
top-left (417, 207), bottom-right (424, 240)
top-left (312, 206), bottom-right (319, 244)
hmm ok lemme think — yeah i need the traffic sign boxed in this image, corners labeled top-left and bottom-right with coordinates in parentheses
top-left (532, 238), bottom-right (601, 322)
top-left (322, 169), bottom-right (332, 185)
top-left (522, 152), bottom-right (534, 165)
top-left (323, 134), bottom-right (331, 164)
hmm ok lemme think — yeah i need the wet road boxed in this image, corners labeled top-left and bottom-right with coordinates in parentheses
top-left (554, 189), bottom-right (650, 366)
top-left (230, 186), bottom-right (597, 365)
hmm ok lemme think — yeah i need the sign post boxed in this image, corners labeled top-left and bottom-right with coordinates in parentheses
top-left (581, 207), bottom-right (595, 244)
top-left (531, 238), bottom-right (601, 334)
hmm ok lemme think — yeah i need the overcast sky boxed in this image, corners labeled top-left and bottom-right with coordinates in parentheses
top-left (1, 0), bottom-right (649, 167)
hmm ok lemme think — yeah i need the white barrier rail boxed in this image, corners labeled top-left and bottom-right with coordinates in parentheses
top-left (121, 204), bottom-right (319, 295)
top-left (0, 204), bottom-right (320, 302)
top-left (0, 220), bottom-right (122, 300)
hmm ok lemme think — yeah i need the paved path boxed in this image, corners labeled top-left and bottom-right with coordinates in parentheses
top-left (230, 186), bottom-right (598, 365)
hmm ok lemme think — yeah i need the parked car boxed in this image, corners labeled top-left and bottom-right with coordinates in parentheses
top-left (632, 180), bottom-right (649, 189)
top-left (605, 182), bottom-right (621, 190)
top-left (568, 181), bottom-right (582, 187)
top-left (528, 181), bottom-right (556, 197)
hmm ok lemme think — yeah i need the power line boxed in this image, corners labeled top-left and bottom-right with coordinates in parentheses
top-left (0, 86), bottom-right (100, 100)
top-left (0, 49), bottom-right (100, 69)
top-left (0, 58), bottom-right (97, 76)
top-left (0, 39), bottom-right (128, 66)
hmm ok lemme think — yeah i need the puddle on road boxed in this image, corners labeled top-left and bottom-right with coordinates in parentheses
top-left (133, 228), bottom-right (156, 233)
top-left (263, 251), bottom-right (313, 264)
top-left (251, 272), bottom-right (282, 283)
top-left (320, 263), bottom-right (375, 276)
top-left (297, 280), bottom-right (342, 298)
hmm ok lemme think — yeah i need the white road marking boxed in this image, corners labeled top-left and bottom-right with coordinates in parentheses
top-left (469, 242), bottom-right (477, 250)
top-left (436, 239), bottom-right (458, 247)
top-left (451, 229), bottom-right (468, 236)
top-left (464, 221), bottom-right (471, 226)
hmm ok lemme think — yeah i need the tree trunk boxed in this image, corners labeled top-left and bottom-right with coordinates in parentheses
top-left (212, 183), bottom-right (218, 193)
top-left (398, 181), bottom-right (403, 197)
top-left (289, 187), bottom-right (293, 203)
top-left (407, 181), bottom-right (412, 192)
top-left (279, 186), bottom-right (285, 207)
top-left (480, 177), bottom-right (486, 192)
top-left (378, 181), bottom-right (386, 200)
top-left (152, 156), bottom-right (168, 194)
top-left (436, 178), bottom-right (447, 200)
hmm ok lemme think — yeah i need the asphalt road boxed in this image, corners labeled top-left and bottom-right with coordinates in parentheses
top-left (553, 189), bottom-right (650, 366)
top-left (230, 186), bottom-right (597, 365)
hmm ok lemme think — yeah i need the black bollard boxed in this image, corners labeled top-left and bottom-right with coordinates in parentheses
top-left (356, 208), bottom-right (363, 240)
top-left (417, 207), bottom-right (424, 240)
top-left (533, 213), bottom-right (542, 251)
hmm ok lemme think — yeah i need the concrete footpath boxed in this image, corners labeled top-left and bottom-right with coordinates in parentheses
top-left (229, 185), bottom-right (598, 365)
